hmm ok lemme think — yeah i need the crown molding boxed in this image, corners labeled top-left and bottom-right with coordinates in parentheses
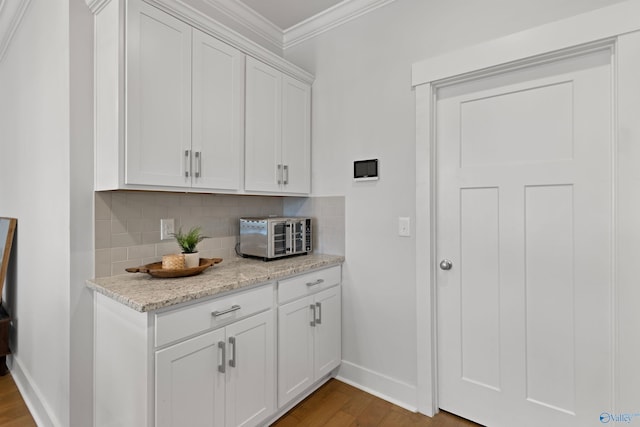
top-left (283, 0), bottom-right (395, 49)
top-left (202, 0), bottom-right (282, 53)
top-left (0, 0), bottom-right (32, 64)
top-left (204, 0), bottom-right (397, 51)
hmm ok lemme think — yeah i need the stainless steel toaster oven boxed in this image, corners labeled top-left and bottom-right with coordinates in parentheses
top-left (239, 217), bottom-right (312, 260)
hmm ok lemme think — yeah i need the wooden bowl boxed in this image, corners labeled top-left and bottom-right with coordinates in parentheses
top-left (126, 258), bottom-right (223, 278)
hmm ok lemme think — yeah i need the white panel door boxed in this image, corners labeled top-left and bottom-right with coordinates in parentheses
top-left (225, 310), bottom-right (275, 427)
top-left (278, 296), bottom-right (314, 407)
top-left (281, 75), bottom-right (311, 194)
top-left (155, 328), bottom-right (225, 427)
top-left (436, 49), bottom-right (612, 427)
top-left (126, 1), bottom-right (192, 187)
top-left (245, 57), bottom-right (282, 192)
top-left (192, 30), bottom-right (245, 191)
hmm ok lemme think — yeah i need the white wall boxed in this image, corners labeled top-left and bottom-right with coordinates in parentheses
top-left (0, 0), bottom-right (94, 426)
top-left (69, 0), bottom-right (95, 426)
top-left (0, 0), bottom-right (70, 424)
top-left (284, 0), bottom-right (627, 409)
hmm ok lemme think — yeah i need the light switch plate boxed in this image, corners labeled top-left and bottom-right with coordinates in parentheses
top-left (398, 217), bottom-right (410, 237)
top-left (160, 218), bottom-right (175, 241)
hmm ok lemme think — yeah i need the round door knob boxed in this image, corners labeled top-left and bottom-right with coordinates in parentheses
top-left (439, 259), bottom-right (453, 270)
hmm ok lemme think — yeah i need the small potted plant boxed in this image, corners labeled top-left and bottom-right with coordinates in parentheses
top-left (171, 226), bottom-right (209, 268)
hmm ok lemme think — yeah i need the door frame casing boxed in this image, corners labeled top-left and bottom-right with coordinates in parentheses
top-left (413, 0), bottom-right (640, 416)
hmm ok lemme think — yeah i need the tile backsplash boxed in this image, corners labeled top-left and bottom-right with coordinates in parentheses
top-left (284, 196), bottom-right (345, 256)
top-left (95, 191), bottom-right (345, 277)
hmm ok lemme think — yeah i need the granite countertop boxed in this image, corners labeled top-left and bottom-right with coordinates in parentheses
top-left (86, 254), bottom-right (345, 313)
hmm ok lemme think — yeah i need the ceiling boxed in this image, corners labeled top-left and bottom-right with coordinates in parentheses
top-left (238, 0), bottom-right (344, 30)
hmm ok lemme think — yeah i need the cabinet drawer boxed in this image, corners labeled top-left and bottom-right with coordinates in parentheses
top-left (277, 265), bottom-right (341, 305)
top-left (155, 284), bottom-right (274, 347)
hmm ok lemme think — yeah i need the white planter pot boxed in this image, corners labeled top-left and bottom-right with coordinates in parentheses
top-left (183, 252), bottom-right (200, 268)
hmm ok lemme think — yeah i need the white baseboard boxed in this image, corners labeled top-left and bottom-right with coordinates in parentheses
top-left (8, 355), bottom-right (60, 427)
top-left (336, 360), bottom-right (418, 412)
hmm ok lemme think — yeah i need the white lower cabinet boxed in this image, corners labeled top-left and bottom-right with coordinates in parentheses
top-left (94, 265), bottom-right (341, 427)
top-left (277, 268), bottom-right (342, 408)
top-left (156, 328), bottom-right (226, 427)
top-left (156, 308), bottom-right (275, 427)
top-left (224, 311), bottom-right (275, 427)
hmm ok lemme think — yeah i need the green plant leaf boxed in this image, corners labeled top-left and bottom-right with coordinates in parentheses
top-left (171, 226), bottom-right (209, 253)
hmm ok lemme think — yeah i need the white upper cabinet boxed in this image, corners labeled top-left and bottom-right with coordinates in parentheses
top-left (245, 57), bottom-right (311, 194)
top-left (245, 58), bottom-right (282, 193)
top-left (281, 75), bottom-right (311, 194)
top-left (93, 0), bottom-right (312, 194)
top-left (192, 30), bottom-right (245, 191)
top-left (125, 2), bottom-right (244, 190)
top-left (126, 1), bottom-right (193, 187)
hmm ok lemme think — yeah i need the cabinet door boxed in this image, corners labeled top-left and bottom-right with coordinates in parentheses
top-left (126, 1), bottom-right (192, 187)
top-left (314, 286), bottom-right (342, 379)
top-left (156, 329), bottom-right (226, 427)
top-left (277, 296), bottom-right (314, 407)
top-left (225, 310), bottom-right (275, 427)
top-left (281, 76), bottom-right (311, 194)
top-left (192, 30), bottom-right (245, 191)
top-left (245, 57), bottom-right (282, 192)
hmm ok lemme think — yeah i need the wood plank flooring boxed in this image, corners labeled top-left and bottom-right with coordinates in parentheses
top-left (273, 379), bottom-right (482, 427)
top-left (0, 373), bottom-right (36, 427)
top-left (0, 373), bottom-right (481, 427)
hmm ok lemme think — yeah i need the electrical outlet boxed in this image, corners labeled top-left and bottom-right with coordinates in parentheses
top-left (161, 218), bottom-right (175, 241)
top-left (398, 217), bottom-right (411, 237)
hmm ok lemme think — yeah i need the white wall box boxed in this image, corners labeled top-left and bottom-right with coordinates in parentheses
top-left (277, 266), bottom-right (342, 407)
top-left (245, 57), bottom-right (311, 194)
top-left (93, 0), bottom-right (312, 194)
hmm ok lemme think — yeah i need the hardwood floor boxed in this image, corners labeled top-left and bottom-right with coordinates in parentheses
top-left (0, 373), bottom-right (36, 427)
top-left (272, 379), bottom-right (482, 427)
top-left (0, 374), bottom-right (481, 427)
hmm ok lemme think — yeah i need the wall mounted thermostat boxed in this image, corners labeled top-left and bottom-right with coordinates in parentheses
top-left (354, 159), bottom-right (379, 181)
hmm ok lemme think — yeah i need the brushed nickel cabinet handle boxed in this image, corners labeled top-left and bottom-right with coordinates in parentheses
top-left (306, 279), bottom-right (324, 287)
top-left (212, 305), bottom-right (241, 317)
top-left (195, 151), bottom-right (201, 178)
top-left (316, 302), bottom-right (322, 324)
top-left (218, 341), bottom-right (226, 373)
top-left (184, 150), bottom-right (191, 178)
top-left (284, 165), bottom-right (289, 185)
top-left (310, 304), bottom-right (316, 327)
top-left (228, 336), bottom-right (236, 368)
